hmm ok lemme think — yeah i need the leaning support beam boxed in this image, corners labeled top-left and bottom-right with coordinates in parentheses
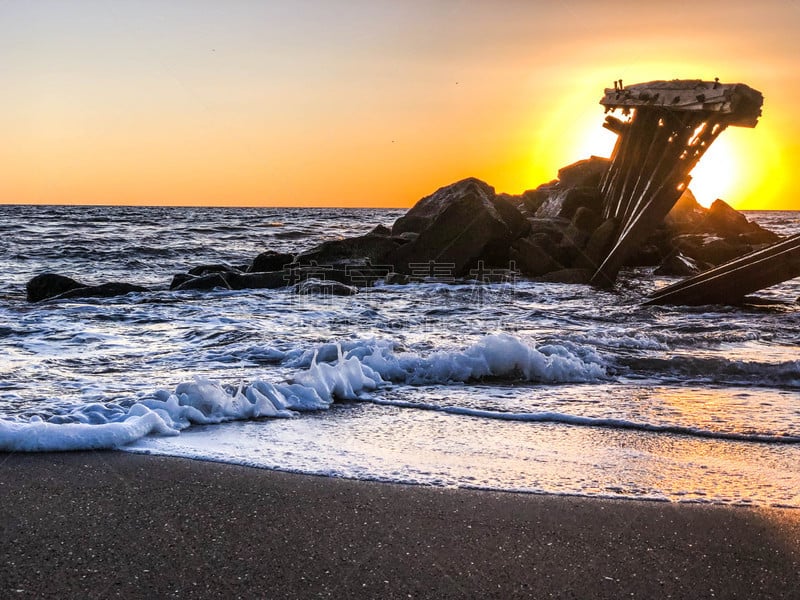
top-left (644, 234), bottom-right (800, 306)
top-left (589, 79), bottom-right (763, 288)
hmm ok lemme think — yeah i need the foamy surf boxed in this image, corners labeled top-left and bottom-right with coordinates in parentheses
top-left (0, 334), bottom-right (606, 452)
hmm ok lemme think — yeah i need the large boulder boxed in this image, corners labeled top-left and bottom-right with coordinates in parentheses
top-left (392, 178), bottom-right (508, 235)
top-left (387, 178), bottom-right (527, 275)
top-left (663, 193), bottom-right (778, 244)
top-left (702, 199), bottom-right (779, 244)
top-left (492, 196), bottom-right (530, 240)
top-left (663, 189), bottom-right (707, 234)
top-left (577, 217), bottom-right (619, 270)
top-left (391, 179), bottom-right (492, 236)
top-left (534, 187), bottom-right (602, 220)
top-left (516, 189), bottom-right (549, 216)
top-left (510, 236), bottom-right (564, 276)
top-left (556, 156), bottom-right (610, 189)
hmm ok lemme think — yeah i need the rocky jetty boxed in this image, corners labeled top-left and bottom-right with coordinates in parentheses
top-left (172, 161), bottom-right (774, 290)
top-left (25, 157), bottom-right (782, 302)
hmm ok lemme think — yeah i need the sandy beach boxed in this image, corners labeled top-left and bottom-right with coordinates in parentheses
top-left (0, 451), bottom-right (798, 599)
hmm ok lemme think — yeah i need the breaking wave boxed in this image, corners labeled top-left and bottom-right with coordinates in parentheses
top-left (0, 334), bottom-right (606, 452)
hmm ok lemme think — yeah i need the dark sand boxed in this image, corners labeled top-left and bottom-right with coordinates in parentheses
top-left (1, 452), bottom-right (798, 599)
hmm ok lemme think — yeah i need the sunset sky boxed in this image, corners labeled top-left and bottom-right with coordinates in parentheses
top-left (2, 0), bottom-right (799, 209)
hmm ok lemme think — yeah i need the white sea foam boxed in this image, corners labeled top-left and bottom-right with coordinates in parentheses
top-left (355, 334), bottom-right (606, 384)
top-left (0, 334), bottom-right (605, 452)
top-left (0, 406), bottom-right (176, 452)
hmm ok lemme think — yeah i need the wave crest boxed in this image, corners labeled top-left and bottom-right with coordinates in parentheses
top-left (0, 334), bottom-right (605, 452)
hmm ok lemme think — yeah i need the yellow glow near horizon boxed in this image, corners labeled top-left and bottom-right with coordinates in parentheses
top-left (689, 120), bottom-right (785, 210)
top-left (521, 81), bottom-right (618, 190)
top-left (553, 107), bottom-right (782, 211)
top-left (689, 137), bottom-right (739, 208)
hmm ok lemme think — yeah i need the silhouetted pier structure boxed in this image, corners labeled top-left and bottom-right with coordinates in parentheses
top-left (589, 79), bottom-right (764, 287)
top-left (644, 233), bottom-right (800, 306)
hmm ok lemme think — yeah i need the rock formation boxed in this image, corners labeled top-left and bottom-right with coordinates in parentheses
top-left (28, 164), bottom-right (784, 303)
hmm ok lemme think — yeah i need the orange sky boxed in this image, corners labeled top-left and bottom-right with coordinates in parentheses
top-left (2, 1), bottom-right (799, 209)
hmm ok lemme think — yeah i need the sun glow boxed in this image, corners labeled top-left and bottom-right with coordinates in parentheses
top-left (688, 136), bottom-right (739, 208)
top-left (562, 112), bottom-right (783, 211)
top-left (526, 84), bottom-right (619, 189)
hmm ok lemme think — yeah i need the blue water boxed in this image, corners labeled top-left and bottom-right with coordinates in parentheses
top-left (1, 205), bottom-right (798, 506)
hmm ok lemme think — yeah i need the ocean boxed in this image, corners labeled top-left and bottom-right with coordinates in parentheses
top-left (1, 205), bottom-right (798, 507)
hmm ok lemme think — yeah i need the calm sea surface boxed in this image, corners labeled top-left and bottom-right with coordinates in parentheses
top-left (1, 205), bottom-right (798, 506)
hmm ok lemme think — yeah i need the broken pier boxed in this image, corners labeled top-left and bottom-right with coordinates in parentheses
top-left (589, 79), bottom-right (764, 288)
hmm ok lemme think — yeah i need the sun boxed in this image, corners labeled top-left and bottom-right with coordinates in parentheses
top-left (688, 136), bottom-right (739, 209)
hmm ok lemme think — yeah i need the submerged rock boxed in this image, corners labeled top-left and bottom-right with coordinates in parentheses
top-left (534, 268), bottom-right (593, 285)
top-left (26, 273), bottom-right (148, 302)
top-left (55, 282), bottom-right (150, 300)
top-left (653, 253), bottom-right (705, 276)
top-left (173, 272), bottom-right (232, 291)
top-left (26, 273), bottom-right (84, 302)
top-left (248, 251), bottom-right (295, 273)
top-left (295, 278), bottom-right (358, 296)
top-left (187, 264), bottom-right (242, 277)
top-left (170, 264), bottom-right (376, 292)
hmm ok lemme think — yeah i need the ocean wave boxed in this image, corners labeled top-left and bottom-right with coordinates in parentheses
top-left (620, 355), bottom-right (800, 387)
top-left (570, 332), bottom-right (668, 351)
top-left (0, 334), bottom-right (606, 452)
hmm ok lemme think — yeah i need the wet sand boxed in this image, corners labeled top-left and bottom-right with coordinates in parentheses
top-left (1, 451), bottom-right (798, 599)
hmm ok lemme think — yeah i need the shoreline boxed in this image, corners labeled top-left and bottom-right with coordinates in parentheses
top-left (122, 447), bottom-right (800, 509)
top-left (2, 451), bottom-right (799, 599)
